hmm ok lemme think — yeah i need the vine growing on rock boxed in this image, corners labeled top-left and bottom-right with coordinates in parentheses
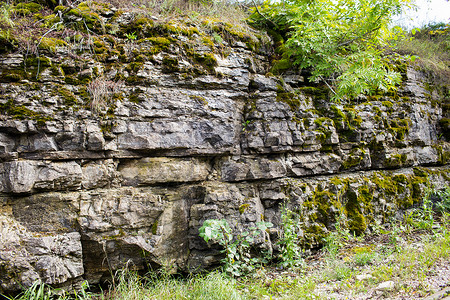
top-left (249, 0), bottom-right (414, 101)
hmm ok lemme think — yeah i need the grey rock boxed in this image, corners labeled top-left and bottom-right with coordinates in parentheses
top-left (119, 157), bottom-right (210, 185)
top-left (87, 132), bottom-right (105, 151)
top-left (221, 156), bottom-right (286, 182)
top-left (375, 281), bottom-right (395, 291)
top-left (34, 161), bottom-right (82, 191)
top-left (82, 159), bottom-right (119, 189)
top-left (287, 152), bottom-right (342, 176)
top-left (249, 74), bottom-right (278, 91)
top-left (19, 133), bottom-right (58, 152)
top-left (24, 233), bottom-right (84, 285)
top-left (55, 132), bottom-right (86, 151)
top-left (1, 160), bottom-right (38, 193)
top-left (0, 133), bottom-right (15, 153)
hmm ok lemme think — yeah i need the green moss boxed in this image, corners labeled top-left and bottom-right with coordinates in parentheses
top-left (434, 144), bottom-right (450, 165)
top-left (14, 2), bottom-right (42, 15)
top-left (67, 2), bottom-right (103, 33)
top-left (39, 37), bottom-right (68, 53)
top-left (187, 51), bottom-right (217, 72)
top-left (202, 36), bottom-right (214, 48)
top-left (239, 204), bottom-right (250, 214)
top-left (138, 36), bottom-right (171, 54)
top-left (311, 187), bottom-right (338, 224)
top-left (0, 99), bottom-right (53, 125)
top-left (385, 153), bottom-right (407, 168)
top-left (299, 86), bottom-right (329, 99)
top-left (129, 88), bottom-right (143, 103)
top-left (382, 100), bottom-right (393, 108)
top-left (276, 91), bottom-right (300, 111)
top-left (313, 117), bottom-right (334, 143)
top-left (271, 57), bottom-right (291, 74)
top-left (341, 148), bottom-right (365, 170)
top-left (304, 223), bottom-right (327, 248)
top-left (57, 87), bottom-right (77, 106)
top-left (76, 87), bottom-right (90, 104)
top-left (189, 95), bottom-right (207, 105)
top-left (126, 62), bottom-right (143, 73)
top-left (413, 167), bottom-right (429, 178)
top-left (345, 189), bottom-right (367, 235)
top-left (0, 69), bottom-right (26, 82)
top-left (152, 221), bottom-right (158, 235)
top-left (182, 26), bottom-right (200, 36)
top-left (162, 56), bottom-right (179, 73)
top-left (330, 106), bottom-right (362, 141)
top-left (382, 118), bottom-right (411, 141)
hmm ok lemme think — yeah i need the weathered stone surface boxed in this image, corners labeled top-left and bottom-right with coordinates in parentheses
top-left (0, 205), bottom-right (82, 291)
top-left (34, 161), bottom-right (82, 191)
top-left (18, 133), bottom-right (58, 152)
top-left (119, 157), bottom-right (210, 185)
top-left (0, 133), bottom-right (15, 154)
top-left (1, 160), bottom-right (38, 193)
top-left (81, 159), bottom-right (119, 189)
top-left (117, 120), bottom-right (237, 154)
top-left (0, 13), bottom-right (448, 293)
top-left (287, 152), bottom-right (342, 176)
top-left (220, 156), bottom-right (286, 182)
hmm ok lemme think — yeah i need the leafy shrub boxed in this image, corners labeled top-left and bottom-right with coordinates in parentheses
top-left (249, 0), bottom-right (412, 101)
top-left (277, 204), bottom-right (304, 269)
top-left (199, 219), bottom-right (272, 277)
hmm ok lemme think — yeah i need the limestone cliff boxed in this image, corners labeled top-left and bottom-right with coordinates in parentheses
top-left (0, 2), bottom-right (449, 293)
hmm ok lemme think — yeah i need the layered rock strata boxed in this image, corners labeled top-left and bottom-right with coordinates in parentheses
top-left (0, 6), bottom-right (449, 292)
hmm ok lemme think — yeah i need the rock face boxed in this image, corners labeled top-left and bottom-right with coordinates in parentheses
top-left (0, 5), bottom-right (449, 293)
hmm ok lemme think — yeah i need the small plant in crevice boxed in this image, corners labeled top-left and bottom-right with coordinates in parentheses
top-left (199, 219), bottom-right (273, 277)
top-left (277, 203), bottom-right (304, 269)
top-left (404, 187), bottom-right (450, 231)
top-left (388, 218), bottom-right (405, 253)
top-left (87, 77), bottom-right (124, 113)
top-left (125, 31), bottom-right (137, 41)
top-left (324, 211), bottom-right (351, 257)
top-left (434, 186), bottom-right (450, 213)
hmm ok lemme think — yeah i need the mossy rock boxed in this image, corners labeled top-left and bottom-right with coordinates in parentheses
top-left (39, 37), bottom-right (68, 53)
top-left (0, 30), bottom-right (15, 54)
top-left (276, 90), bottom-right (300, 111)
top-left (0, 99), bottom-right (53, 125)
top-left (162, 56), bottom-right (179, 73)
top-left (187, 51), bottom-right (217, 72)
top-left (271, 57), bottom-right (291, 74)
top-left (66, 2), bottom-right (105, 33)
top-left (120, 17), bottom-right (155, 38)
top-left (299, 86), bottom-right (329, 99)
top-left (345, 189), bottom-right (368, 235)
top-left (57, 87), bottom-right (78, 106)
top-left (13, 2), bottom-right (42, 15)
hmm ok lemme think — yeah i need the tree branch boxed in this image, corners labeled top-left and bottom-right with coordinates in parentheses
top-left (250, 0), bottom-right (280, 30)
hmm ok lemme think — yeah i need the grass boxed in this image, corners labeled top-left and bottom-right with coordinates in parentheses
top-left (5, 214), bottom-right (450, 300)
top-left (4, 186), bottom-right (450, 299)
top-left (394, 22), bottom-right (450, 86)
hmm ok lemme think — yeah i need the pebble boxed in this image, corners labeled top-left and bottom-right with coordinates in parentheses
top-left (375, 281), bottom-right (395, 291)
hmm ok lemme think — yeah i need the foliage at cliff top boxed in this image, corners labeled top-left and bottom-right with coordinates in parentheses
top-left (395, 22), bottom-right (450, 87)
top-left (249, 0), bottom-right (415, 101)
top-left (0, 0), bottom-right (256, 56)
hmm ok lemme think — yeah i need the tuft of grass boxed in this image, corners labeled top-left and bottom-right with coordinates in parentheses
top-left (105, 269), bottom-right (244, 300)
top-left (394, 22), bottom-right (450, 86)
